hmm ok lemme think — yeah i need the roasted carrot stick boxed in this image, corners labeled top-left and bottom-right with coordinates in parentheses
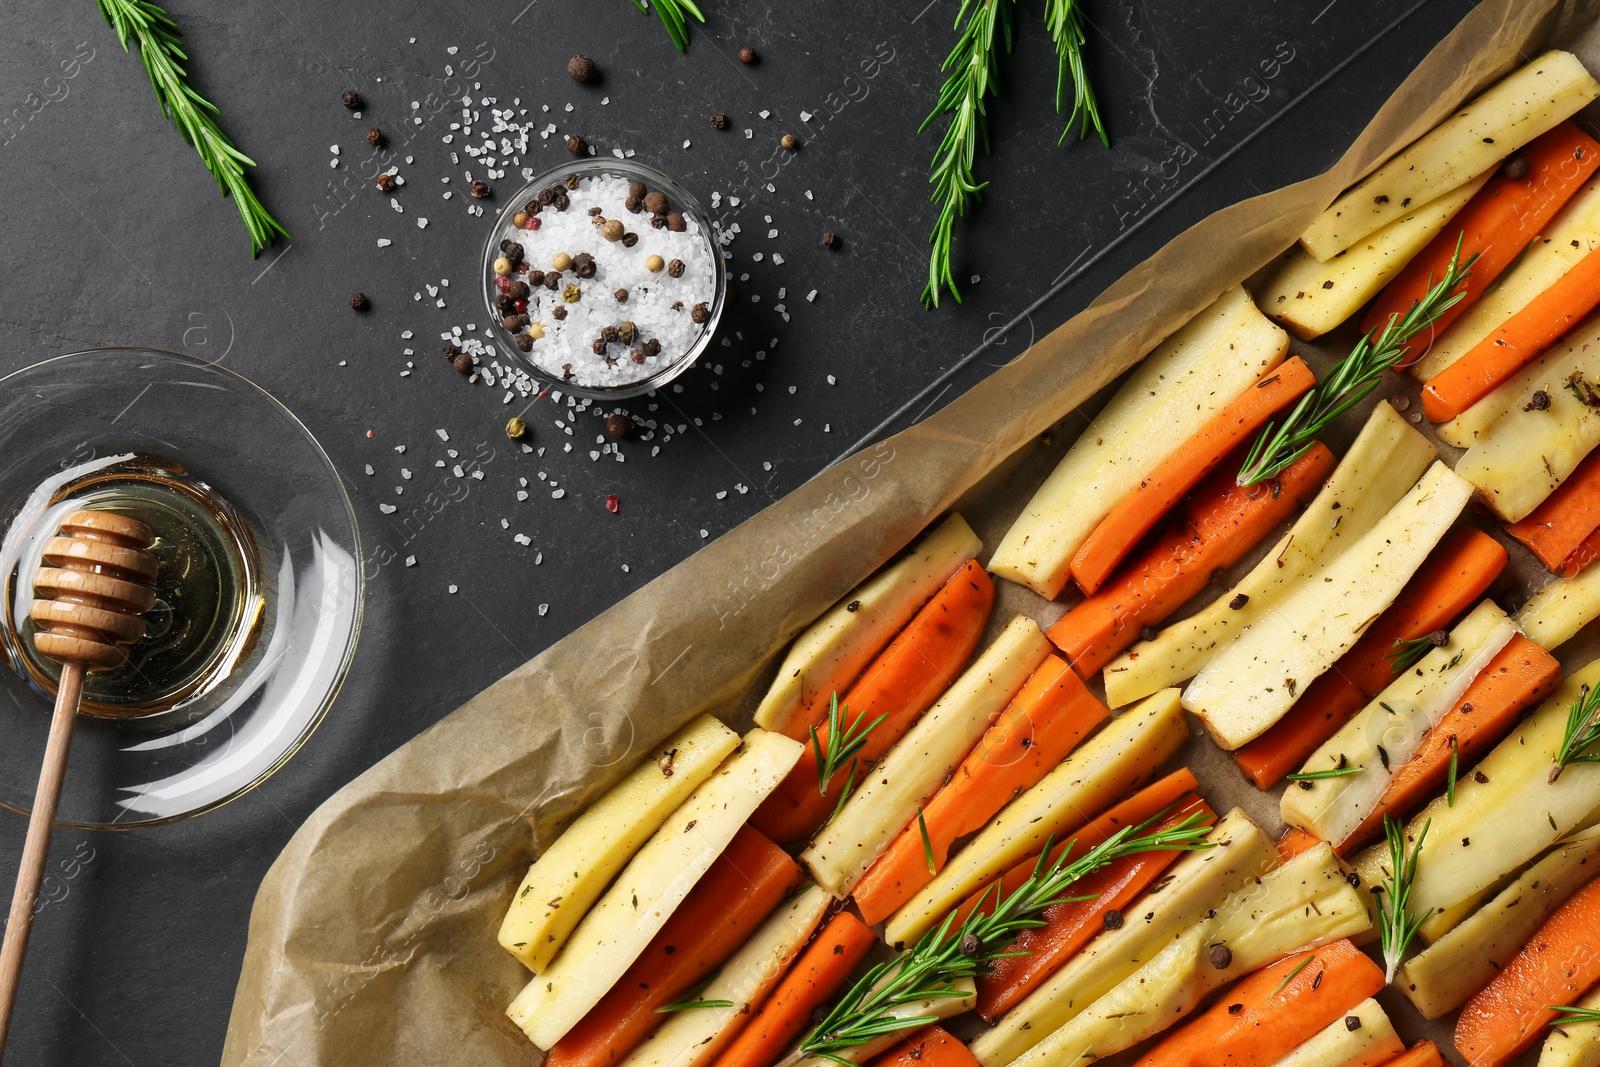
top-left (974, 797), bottom-right (1215, 1021)
top-left (1338, 635), bottom-right (1561, 853)
top-left (1070, 358), bottom-right (1318, 595)
top-left (1375, 1043), bottom-right (1447, 1067)
top-left (868, 1027), bottom-right (981, 1067)
top-left (1277, 826), bottom-right (1323, 861)
top-left (750, 560), bottom-right (994, 845)
top-left (946, 768), bottom-right (1200, 935)
top-left (1508, 448), bottom-right (1600, 573)
top-left (709, 911), bottom-right (878, 1067)
top-left (1047, 443), bottom-right (1335, 678)
top-left (1561, 525), bottom-right (1600, 577)
top-left (1130, 939), bottom-right (1385, 1067)
top-left (852, 656), bottom-right (1107, 926)
top-left (1423, 244), bottom-right (1600, 421)
top-left (546, 826), bottom-right (802, 1067)
top-left (1233, 526), bottom-right (1507, 788)
top-left (1365, 121), bottom-right (1600, 360)
top-left (1456, 874), bottom-right (1600, 1067)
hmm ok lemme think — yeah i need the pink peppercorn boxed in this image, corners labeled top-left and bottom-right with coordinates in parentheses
top-left (514, 299), bottom-right (528, 313)
top-left (605, 494), bottom-right (620, 514)
top-left (523, 217), bottom-right (541, 230)
top-left (495, 277), bottom-right (513, 293)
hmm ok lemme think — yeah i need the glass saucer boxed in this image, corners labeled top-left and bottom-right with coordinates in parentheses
top-left (0, 348), bottom-right (362, 828)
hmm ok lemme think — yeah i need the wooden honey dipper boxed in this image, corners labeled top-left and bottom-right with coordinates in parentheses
top-left (0, 509), bottom-right (157, 1057)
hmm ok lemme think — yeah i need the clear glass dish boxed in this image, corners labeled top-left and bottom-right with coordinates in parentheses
top-left (0, 348), bottom-right (362, 828)
top-left (480, 157), bottom-right (727, 400)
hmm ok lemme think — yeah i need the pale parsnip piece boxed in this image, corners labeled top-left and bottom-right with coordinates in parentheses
top-left (1541, 983), bottom-right (1600, 1067)
top-left (498, 715), bottom-right (741, 971)
top-left (1412, 174), bottom-right (1600, 381)
top-left (884, 688), bottom-right (1190, 946)
top-left (618, 885), bottom-right (832, 1067)
top-left (1398, 824), bottom-right (1600, 1019)
top-left (1267, 999), bottom-right (1404, 1067)
top-left (1103, 403), bottom-right (1434, 708)
top-left (1520, 565), bottom-right (1600, 650)
top-left (1280, 601), bottom-right (1514, 843)
top-left (1008, 844), bottom-right (1369, 1067)
top-left (1451, 316), bottom-right (1600, 521)
top-left (1300, 51), bottom-right (1600, 260)
top-left (1261, 174), bottom-right (1489, 340)
top-left (1436, 316), bottom-right (1600, 449)
top-left (754, 513), bottom-right (981, 735)
top-left (793, 980), bottom-right (979, 1067)
top-left (803, 616), bottom-right (1051, 896)
top-left (507, 730), bottom-right (805, 1049)
top-left (990, 286), bottom-right (1288, 598)
top-left (1349, 659), bottom-right (1600, 924)
top-left (970, 809), bottom-right (1279, 1067)
top-left (1184, 462), bottom-right (1473, 749)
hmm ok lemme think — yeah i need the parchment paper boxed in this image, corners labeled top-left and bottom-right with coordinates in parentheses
top-left (221, 2), bottom-right (1600, 1063)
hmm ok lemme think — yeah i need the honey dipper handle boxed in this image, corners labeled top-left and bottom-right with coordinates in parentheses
top-left (0, 662), bottom-right (82, 1060)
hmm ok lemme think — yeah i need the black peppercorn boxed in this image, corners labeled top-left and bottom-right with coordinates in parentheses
top-left (573, 252), bottom-right (597, 278)
top-left (621, 232), bottom-right (638, 247)
top-left (1345, 1017), bottom-right (1362, 1032)
top-left (554, 193), bottom-right (570, 210)
top-left (642, 338), bottom-right (661, 358)
top-left (527, 269), bottom-right (546, 287)
top-left (600, 325), bottom-right (619, 343)
top-left (710, 113), bottom-right (729, 130)
top-left (567, 54), bottom-right (597, 83)
top-left (643, 191), bottom-right (669, 215)
top-left (565, 174), bottom-right (582, 190)
top-left (588, 205), bottom-right (603, 217)
top-left (1209, 944), bottom-right (1233, 970)
top-left (452, 351), bottom-right (474, 373)
top-left (503, 315), bottom-right (527, 331)
top-left (1526, 389), bottom-right (1552, 411)
top-left (507, 281), bottom-right (530, 301)
top-left (515, 333), bottom-right (534, 352)
top-left (537, 188), bottom-right (555, 207)
top-left (1500, 155), bottom-right (1529, 181)
top-left (667, 258), bottom-right (686, 278)
top-left (958, 933), bottom-right (981, 958)
top-left (606, 413), bottom-right (632, 438)
top-left (1228, 593), bottom-right (1250, 610)
top-left (822, 230), bottom-right (840, 249)
top-left (471, 179), bottom-right (491, 199)
top-left (340, 89), bottom-right (362, 109)
top-left (690, 301), bottom-right (709, 324)
top-left (624, 196), bottom-right (643, 214)
top-left (565, 134), bottom-right (586, 156)
top-left (443, 341), bottom-right (461, 361)
top-left (649, 216), bottom-right (667, 229)
top-left (1103, 910), bottom-right (1124, 930)
top-left (591, 338), bottom-right (608, 355)
top-left (503, 241), bottom-right (525, 264)
top-left (349, 292), bottom-right (368, 311)
top-left (628, 179), bottom-right (647, 200)
top-left (376, 173), bottom-right (396, 193)
top-left (544, 272), bottom-right (563, 291)
top-left (552, 306), bottom-right (568, 320)
top-left (525, 199), bottom-right (543, 216)
top-left (666, 211), bottom-right (686, 232)
top-left (1140, 624), bottom-right (1158, 642)
top-left (738, 46), bottom-right (757, 64)
top-left (495, 294), bottom-right (516, 313)
top-left (615, 288), bottom-right (629, 303)
top-left (365, 127), bottom-right (384, 147)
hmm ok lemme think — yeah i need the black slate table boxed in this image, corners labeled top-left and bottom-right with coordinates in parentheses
top-left (0, 0), bottom-right (1479, 1062)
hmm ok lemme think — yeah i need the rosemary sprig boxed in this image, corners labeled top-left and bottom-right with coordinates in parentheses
top-left (919, 0), bottom-right (1015, 309)
top-left (800, 810), bottom-right (1215, 1057)
top-left (656, 970), bottom-right (735, 1012)
top-left (1285, 767), bottom-right (1361, 782)
top-left (810, 693), bottom-right (887, 811)
top-left (1373, 815), bottom-right (1431, 984)
top-left (630, 0), bottom-right (706, 52)
top-left (1387, 630), bottom-right (1449, 675)
top-left (97, 0), bottom-right (289, 257)
top-left (1237, 237), bottom-right (1476, 486)
top-left (1553, 682), bottom-right (1600, 782)
top-left (1042, 0), bottom-right (1107, 146)
top-left (1550, 1005), bottom-right (1600, 1028)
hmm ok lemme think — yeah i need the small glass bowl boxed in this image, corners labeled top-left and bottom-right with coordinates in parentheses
top-left (480, 158), bottom-right (726, 400)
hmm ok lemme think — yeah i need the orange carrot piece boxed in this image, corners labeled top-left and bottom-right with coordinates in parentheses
top-left (1560, 525), bottom-right (1600, 577)
top-left (946, 768), bottom-right (1200, 935)
top-left (1130, 939), bottom-right (1385, 1067)
top-left (1456, 874), bottom-right (1600, 1067)
top-left (974, 797), bottom-right (1215, 1021)
top-left (1049, 443), bottom-right (1334, 678)
top-left (1233, 526), bottom-right (1507, 789)
top-left (1365, 121), bottom-right (1600, 361)
top-left (868, 1028), bottom-right (981, 1067)
top-left (750, 560), bottom-right (994, 845)
top-left (1423, 244), bottom-right (1600, 421)
top-left (547, 826), bottom-right (802, 1067)
top-left (1277, 826), bottom-right (1324, 861)
top-left (852, 656), bottom-right (1107, 926)
top-left (1376, 1043), bottom-right (1447, 1067)
top-left (709, 911), bottom-right (878, 1067)
top-left (1071, 358), bottom-right (1318, 595)
top-left (1508, 448), bottom-right (1600, 572)
top-left (1339, 635), bottom-right (1562, 853)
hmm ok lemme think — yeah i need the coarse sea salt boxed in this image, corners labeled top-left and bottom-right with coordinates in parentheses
top-left (488, 172), bottom-right (716, 390)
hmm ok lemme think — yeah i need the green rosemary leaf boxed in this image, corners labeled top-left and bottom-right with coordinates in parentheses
top-left (1549, 1005), bottom-right (1600, 1028)
top-left (1446, 735), bottom-right (1459, 808)
top-left (1271, 954), bottom-right (1316, 998)
top-left (656, 970), bottom-right (730, 1011)
top-left (96, 0), bottom-right (289, 256)
top-left (1387, 630), bottom-right (1449, 675)
top-left (1285, 767), bottom-right (1361, 782)
top-left (919, 807), bottom-right (937, 876)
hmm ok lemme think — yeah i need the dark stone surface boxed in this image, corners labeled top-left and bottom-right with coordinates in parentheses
top-left (0, 0), bottom-right (1475, 1062)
